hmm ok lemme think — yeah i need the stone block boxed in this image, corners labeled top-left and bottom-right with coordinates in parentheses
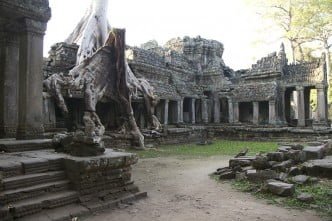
top-left (288, 166), bottom-right (301, 176)
top-left (290, 175), bottom-right (310, 185)
top-left (302, 157), bottom-right (332, 178)
top-left (296, 193), bottom-right (314, 203)
top-left (267, 152), bottom-right (284, 162)
top-left (229, 158), bottom-right (252, 168)
top-left (272, 160), bottom-right (293, 172)
top-left (303, 145), bottom-right (326, 160)
top-left (277, 146), bottom-right (291, 152)
top-left (252, 156), bottom-right (270, 170)
top-left (266, 180), bottom-right (295, 197)
top-left (246, 169), bottom-right (278, 182)
top-left (284, 150), bottom-right (306, 163)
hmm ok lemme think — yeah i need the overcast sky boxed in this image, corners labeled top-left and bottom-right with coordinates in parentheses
top-left (44, 0), bottom-right (282, 70)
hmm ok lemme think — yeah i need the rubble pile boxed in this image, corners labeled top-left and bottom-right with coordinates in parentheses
top-left (213, 140), bottom-right (332, 197)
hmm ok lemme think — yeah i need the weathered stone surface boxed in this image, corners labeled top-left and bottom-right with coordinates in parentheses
top-left (278, 172), bottom-right (288, 182)
top-left (303, 145), bottom-right (326, 160)
top-left (277, 146), bottom-right (292, 153)
top-left (267, 152), bottom-right (284, 162)
top-left (252, 156), bottom-right (270, 170)
top-left (288, 166), bottom-right (301, 176)
top-left (296, 193), bottom-right (314, 203)
top-left (284, 150), bottom-right (306, 163)
top-left (229, 157), bottom-right (253, 168)
top-left (219, 170), bottom-right (236, 180)
top-left (266, 180), bottom-right (295, 197)
top-left (290, 175), bottom-right (310, 185)
top-left (272, 160), bottom-right (293, 172)
top-left (302, 157), bottom-right (332, 178)
top-left (246, 169), bottom-right (278, 182)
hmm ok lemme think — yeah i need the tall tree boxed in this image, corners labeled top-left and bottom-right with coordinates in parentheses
top-left (300, 0), bottom-right (332, 78)
top-left (65, 0), bottom-right (110, 64)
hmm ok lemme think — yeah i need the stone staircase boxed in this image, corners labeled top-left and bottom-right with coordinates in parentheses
top-left (0, 156), bottom-right (79, 220)
top-left (0, 139), bottom-right (53, 152)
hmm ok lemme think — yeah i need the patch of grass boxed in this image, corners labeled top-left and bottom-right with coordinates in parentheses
top-left (128, 139), bottom-right (277, 158)
top-left (232, 179), bottom-right (332, 219)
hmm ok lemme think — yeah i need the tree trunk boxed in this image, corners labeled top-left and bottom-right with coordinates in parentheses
top-left (65, 0), bottom-right (110, 64)
top-left (112, 29), bottom-right (145, 149)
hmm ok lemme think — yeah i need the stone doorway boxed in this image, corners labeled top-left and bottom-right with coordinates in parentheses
top-left (239, 102), bottom-right (253, 123)
top-left (258, 101), bottom-right (269, 124)
top-left (168, 100), bottom-right (178, 124)
top-left (220, 98), bottom-right (229, 123)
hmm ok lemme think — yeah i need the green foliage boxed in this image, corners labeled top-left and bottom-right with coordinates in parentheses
top-left (128, 139), bottom-right (277, 158)
top-left (249, 0), bottom-right (332, 63)
top-left (232, 179), bottom-right (332, 218)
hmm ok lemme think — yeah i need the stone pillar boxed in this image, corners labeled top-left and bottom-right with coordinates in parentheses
top-left (164, 99), bottom-right (169, 125)
top-left (296, 86), bottom-right (305, 127)
top-left (202, 98), bottom-right (208, 124)
top-left (228, 98), bottom-right (234, 123)
top-left (17, 19), bottom-right (47, 139)
top-left (213, 98), bottom-right (220, 123)
top-left (315, 84), bottom-right (328, 125)
top-left (191, 98), bottom-right (196, 124)
top-left (253, 102), bottom-right (259, 125)
top-left (180, 98), bottom-right (184, 123)
top-left (176, 99), bottom-right (183, 123)
top-left (269, 100), bottom-right (276, 125)
top-left (0, 31), bottom-right (20, 138)
top-left (233, 102), bottom-right (239, 123)
top-left (278, 87), bottom-right (287, 125)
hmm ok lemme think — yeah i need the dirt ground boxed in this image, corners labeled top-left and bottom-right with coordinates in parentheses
top-left (86, 156), bottom-right (322, 221)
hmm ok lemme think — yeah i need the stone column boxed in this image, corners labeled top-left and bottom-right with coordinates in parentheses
top-left (233, 101), bottom-right (239, 123)
top-left (269, 100), bottom-right (276, 125)
top-left (202, 98), bottom-right (209, 124)
top-left (228, 98), bottom-right (234, 123)
top-left (213, 98), bottom-right (220, 123)
top-left (253, 102), bottom-right (259, 125)
top-left (191, 98), bottom-right (196, 124)
top-left (278, 87), bottom-right (287, 125)
top-left (316, 84), bottom-right (328, 124)
top-left (0, 31), bottom-right (19, 138)
top-left (296, 86), bottom-right (305, 127)
top-left (176, 99), bottom-right (182, 123)
top-left (164, 99), bottom-right (169, 125)
top-left (180, 98), bottom-right (184, 123)
top-left (17, 19), bottom-right (47, 139)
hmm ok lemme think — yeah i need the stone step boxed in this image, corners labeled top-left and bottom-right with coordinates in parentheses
top-left (8, 190), bottom-right (79, 218)
top-left (17, 204), bottom-right (89, 221)
top-left (2, 171), bottom-right (66, 191)
top-left (0, 139), bottom-right (53, 152)
top-left (0, 180), bottom-right (70, 204)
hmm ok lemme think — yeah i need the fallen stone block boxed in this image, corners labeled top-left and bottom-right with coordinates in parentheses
top-left (278, 172), bottom-right (288, 182)
top-left (266, 180), bottom-right (295, 197)
top-left (246, 169), bottom-right (278, 182)
top-left (252, 156), bottom-right (270, 170)
top-left (229, 158), bottom-right (253, 168)
top-left (267, 152), bottom-right (284, 162)
top-left (296, 193), bottom-right (314, 203)
top-left (290, 175), bottom-right (310, 185)
top-left (284, 150), bottom-right (306, 163)
top-left (277, 146), bottom-right (292, 152)
top-left (272, 160), bottom-right (293, 172)
top-left (303, 145), bottom-right (326, 160)
top-left (302, 157), bottom-right (332, 178)
top-left (288, 167), bottom-right (301, 176)
top-left (219, 170), bottom-right (236, 180)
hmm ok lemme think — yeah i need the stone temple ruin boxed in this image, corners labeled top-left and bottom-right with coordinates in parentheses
top-left (41, 35), bottom-right (330, 147)
top-left (0, 0), bottom-right (331, 220)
